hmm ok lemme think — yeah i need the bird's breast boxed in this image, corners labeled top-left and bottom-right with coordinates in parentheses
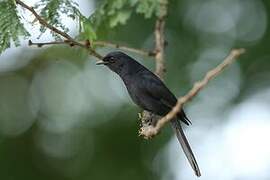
top-left (122, 76), bottom-right (148, 110)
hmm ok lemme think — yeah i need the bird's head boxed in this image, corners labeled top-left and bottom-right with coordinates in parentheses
top-left (96, 51), bottom-right (141, 75)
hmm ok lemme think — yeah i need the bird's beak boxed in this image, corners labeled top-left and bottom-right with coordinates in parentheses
top-left (96, 60), bottom-right (109, 65)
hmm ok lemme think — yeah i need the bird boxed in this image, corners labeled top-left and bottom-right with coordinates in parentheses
top-left (96, 51), bottom-right (201, 177)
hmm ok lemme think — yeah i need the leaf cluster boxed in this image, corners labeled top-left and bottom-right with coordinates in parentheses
top-left (35, 0), bottom-right (82, 39)
top-left (0, 0), bottom-right (166, 54)
top-left (89, 0), bottom-right (167, 32)
top-left (0, 0), bottom-right (29, 54)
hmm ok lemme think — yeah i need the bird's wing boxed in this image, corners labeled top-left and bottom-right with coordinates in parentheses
top-left (138, 71), bottom-right (177, 108)
top-left (138, 71), bottom-right (191, 125)
top-left (134, 71), bottom-right (177, 111)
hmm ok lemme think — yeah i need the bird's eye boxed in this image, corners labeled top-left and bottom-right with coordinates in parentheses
top-left (109, 57), bottom-right (116, 63)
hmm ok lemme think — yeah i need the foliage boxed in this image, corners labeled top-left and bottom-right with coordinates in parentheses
top-left (0, 0), bottom-right (165, 54)
top-left (89, 0), bottom-right (167, 32)
top-left (136, 0), bottom-right (167, 18)
top-left (34, 0), bottom-right (82, 39)
top-left (77, 16), bottom-right (97, 41)
top-left (35, 0), bottom-right (97, 41)
top-left (0, 0), bottom-right (29, 54)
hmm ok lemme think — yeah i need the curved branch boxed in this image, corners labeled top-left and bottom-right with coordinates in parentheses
top-left (140, 48), bottom-right (246, 137)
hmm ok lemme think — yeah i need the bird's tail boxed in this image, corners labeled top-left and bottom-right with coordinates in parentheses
top-left (170, 119), bottom-right (201, 177)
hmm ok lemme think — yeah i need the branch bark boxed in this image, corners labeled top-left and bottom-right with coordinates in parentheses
top-left (140, 48), bottom-right (246, 138)
top-left (154, 18), bottom-right (166, 78)
top-left (94, 41), bottom-right (156, 57)
top-left (28, 40), bottom-right (155, 57)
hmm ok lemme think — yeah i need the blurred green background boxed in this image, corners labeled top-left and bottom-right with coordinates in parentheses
top-left (1, 0), bottom-right (270, 180)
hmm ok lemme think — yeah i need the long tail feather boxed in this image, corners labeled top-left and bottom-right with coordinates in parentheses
top-left (171, 119), bottom-right (201, 177)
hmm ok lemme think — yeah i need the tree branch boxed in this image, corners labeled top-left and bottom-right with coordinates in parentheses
top-left (94, 41), bottom-right (156, 57)
top-left (15, 0), bottom-right (103, 60)
top-left (28, 40), bottom-right (71, 47)
top-left (28, 40), bottom-right (156, 57)
top-left (140, 48), bottom-right (246, 138)
top-left (154, 18), bottom-right (166, 78)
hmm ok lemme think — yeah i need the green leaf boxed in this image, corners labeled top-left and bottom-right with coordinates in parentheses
top-left (135, 0), bottom-right (168, 18)
top-left (89, 0), bottom-right (133, 31)
top-left (136, 0), bottom-right (159, 18)
top-left (109, 10), bottom-right (132, 27)
top-left (78, 18), bottom-right (97, 41)
top-left (0, 0), bottom-right (29, 54)
top-left (35, 0), bottom-right (83, 39)
top-left (89, 0), bottom-right (167, 36)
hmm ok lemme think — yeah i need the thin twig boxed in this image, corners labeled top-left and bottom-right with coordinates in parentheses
top-left (154, 18), bottom-right (166, 78)
top-left (28, 39), bottom-right (156, 57)
top-left (15, 0), bottom-right (103, 60)
top-left (28, 40), bottom-right (67, 47)
top-left (93, 41), bottom-right (156, 56)
top-left (140, 48), bottom-right (246, 137)
top-left (94, 41), bottom-right (156, 57)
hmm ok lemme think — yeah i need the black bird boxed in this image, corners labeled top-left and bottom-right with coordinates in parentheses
top-left (96, 51), bottom-right (201, 177)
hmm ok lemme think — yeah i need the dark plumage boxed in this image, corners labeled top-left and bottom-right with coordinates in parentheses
top-left (97, 51), bottom-right (201, 176)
